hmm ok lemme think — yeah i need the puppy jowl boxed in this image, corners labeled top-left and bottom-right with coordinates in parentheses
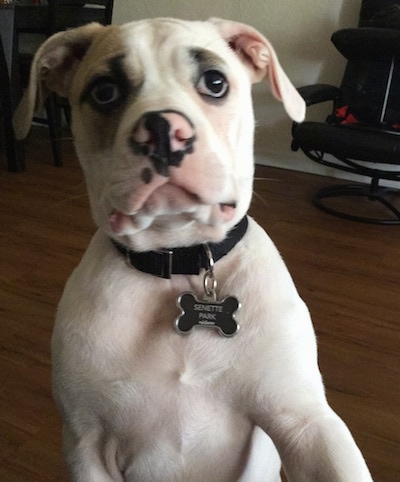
top-left (14, 18), bottom-right (372, 482)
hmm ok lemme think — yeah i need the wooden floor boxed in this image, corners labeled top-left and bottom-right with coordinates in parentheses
top-left (0, 127), bottom-right (399, 481)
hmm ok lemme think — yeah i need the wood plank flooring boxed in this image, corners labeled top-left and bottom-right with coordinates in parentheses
top-left (0, 127), bottom-right (399, 481)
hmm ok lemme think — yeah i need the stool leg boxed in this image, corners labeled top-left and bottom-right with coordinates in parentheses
top-left (3, 97), bottom-right (25, 172)
top-left (45, 93), bottom-right (63, 167)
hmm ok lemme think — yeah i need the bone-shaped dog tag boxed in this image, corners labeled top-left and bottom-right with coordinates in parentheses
top-left (175, 292), bottom-right (240, 337)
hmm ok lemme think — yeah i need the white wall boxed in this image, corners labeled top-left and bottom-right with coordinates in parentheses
top-left (112, 0), bottom-right (362, 178)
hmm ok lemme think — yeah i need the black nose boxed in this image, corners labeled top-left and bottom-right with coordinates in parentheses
top-left (129, 110), bottom-right (196, 176)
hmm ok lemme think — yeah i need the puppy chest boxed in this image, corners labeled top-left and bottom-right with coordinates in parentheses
top-left (113, 336), bottom-right (237, 415)
top-left (86, 344), bottom-right (248, 468)
top-left (99, 367), bottom-right (251, 478)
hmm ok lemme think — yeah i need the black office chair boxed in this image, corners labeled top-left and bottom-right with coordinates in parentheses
top-left (18, 0), bottom-right (114, 166)
top-left (291, 0), bottom-right (400, 224)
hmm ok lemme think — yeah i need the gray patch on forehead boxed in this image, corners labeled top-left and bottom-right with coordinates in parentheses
top-left (190, 48), bottom-right (225, 66)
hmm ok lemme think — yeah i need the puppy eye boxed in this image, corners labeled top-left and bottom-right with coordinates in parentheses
top-left (196, 70), bottom-right (229, 99)
top-left (90, 80), bottom-right (120, 105)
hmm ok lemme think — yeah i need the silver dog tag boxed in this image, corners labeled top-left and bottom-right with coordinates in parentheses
top-left (175, 292), bottom-right (240, 337)
top-left (175, 244), bottom-right (240, 337)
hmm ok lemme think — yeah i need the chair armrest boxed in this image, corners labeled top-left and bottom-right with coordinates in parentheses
top-left (297, 84), bottom-right (340, 106)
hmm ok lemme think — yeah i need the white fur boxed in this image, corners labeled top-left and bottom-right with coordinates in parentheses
top-left (15, 18), bottom-right (372, 481)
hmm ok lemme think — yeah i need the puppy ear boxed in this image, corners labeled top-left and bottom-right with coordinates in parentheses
top-left (13, 22), bottom-right (104, 140)
top-left (210, 18), bottom-right (305, 123)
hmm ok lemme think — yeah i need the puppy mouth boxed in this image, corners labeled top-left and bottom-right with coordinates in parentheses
top-left (220, 202), bottom-right (237, 209)
top-left (109, 187), bottom-right (237, 235)
top-left (107, 172), bottom-right (238, 236)
top-left (219, 202), bottom-right (237, 217)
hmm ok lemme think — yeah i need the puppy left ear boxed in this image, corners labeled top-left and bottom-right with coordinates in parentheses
top-left (210, 18), bottom-right (305, 123)
top-left (13, 22), bottom-right (105, 140)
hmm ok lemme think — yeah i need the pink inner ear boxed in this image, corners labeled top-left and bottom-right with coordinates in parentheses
top-left (40, 44), bottom-right (82, 97)
top-left (229, 35), bottom-right (270, 83)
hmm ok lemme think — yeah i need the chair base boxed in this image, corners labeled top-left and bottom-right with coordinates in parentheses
top-left (313, 183), bottom-right (400, 225)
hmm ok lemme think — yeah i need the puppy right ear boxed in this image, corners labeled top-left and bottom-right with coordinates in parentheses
top-left (210, 18), bottom-right (305, 123)
top-left (13, 22), bottom-right (104, 140)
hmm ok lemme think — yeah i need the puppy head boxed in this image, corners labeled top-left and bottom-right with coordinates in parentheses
top-left (14, 18), bottom-right (305, 251)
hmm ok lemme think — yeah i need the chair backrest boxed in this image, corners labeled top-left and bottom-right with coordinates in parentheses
top-left (47, 0), bottom-right (114, 35)
top-left (359, 0), bottom-right (400, 28)
top-left (339, 60), bottom-right (399, 126)
top-left (332, 28), bottom-right (400, 128)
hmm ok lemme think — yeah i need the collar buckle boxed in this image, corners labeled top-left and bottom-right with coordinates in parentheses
top-left (154, 249), bottom-right (174, 279)
top-left (125, 247), bottom-right (174, 278)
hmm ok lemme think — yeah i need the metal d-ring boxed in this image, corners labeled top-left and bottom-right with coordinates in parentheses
top-left (203, 244), bottom-right (217, 301)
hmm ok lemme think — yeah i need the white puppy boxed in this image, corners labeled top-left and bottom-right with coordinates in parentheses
top-left (14, 18), bottom-right (373, 482)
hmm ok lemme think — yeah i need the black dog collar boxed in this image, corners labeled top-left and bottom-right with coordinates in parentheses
top-left (111, 216), bottom-right (248, 279)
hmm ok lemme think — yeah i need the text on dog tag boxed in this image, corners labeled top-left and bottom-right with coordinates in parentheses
top-left (175, 292), bottom-right (240, 337)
